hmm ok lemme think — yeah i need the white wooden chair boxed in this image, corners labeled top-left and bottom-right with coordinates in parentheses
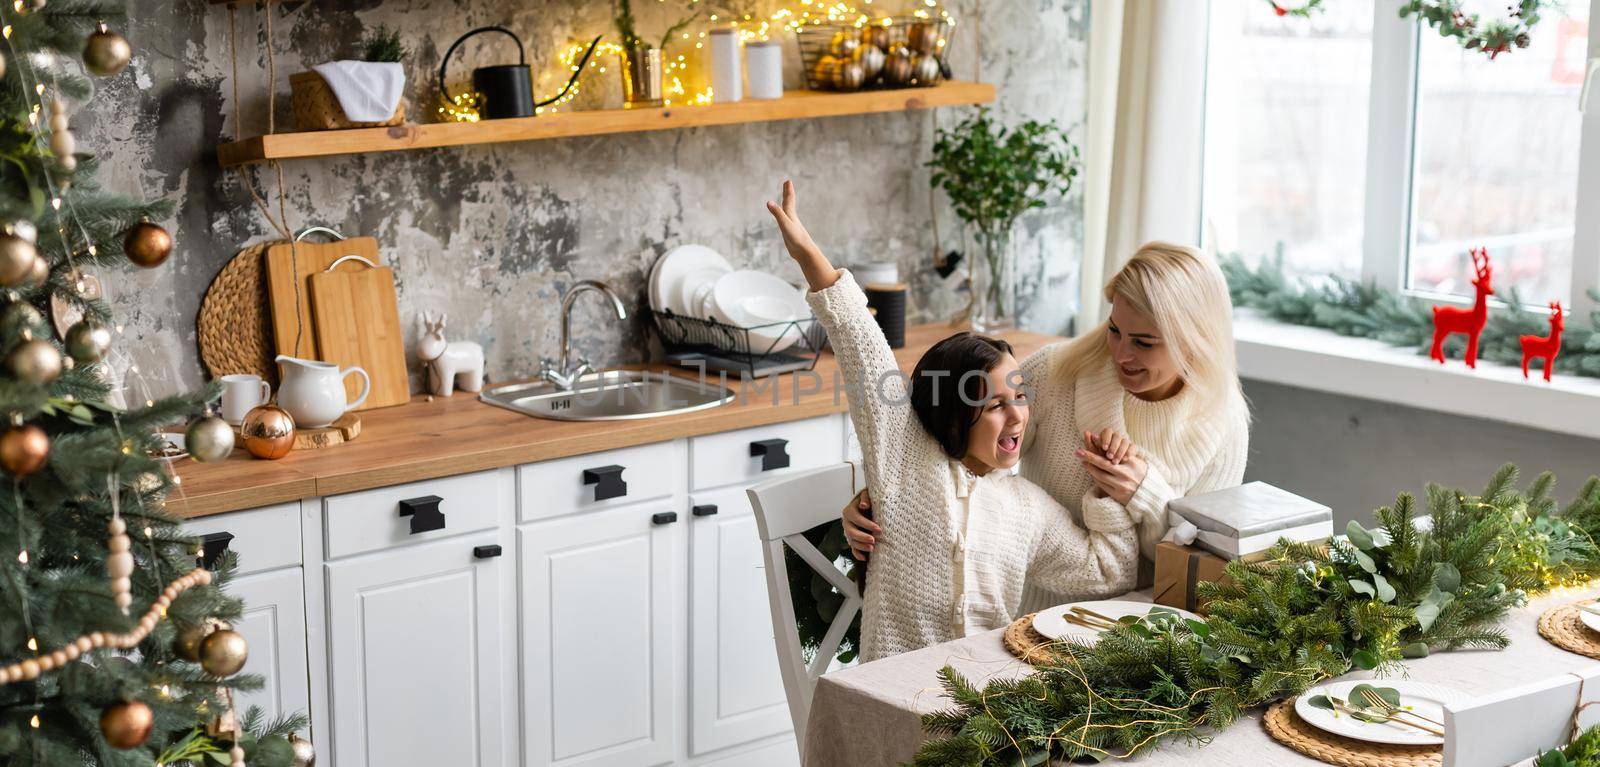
top-left (746, 461), bottom-right (865, 762)
top-left (1444, 664), bottom-right (1600, 766)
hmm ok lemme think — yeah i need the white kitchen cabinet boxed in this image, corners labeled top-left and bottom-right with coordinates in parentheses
top-left (687, 486), bottom-right (790, 755)
top-left (325, 530), bottom-right (511, 767)
top-left (521, 500), bottom-right (687, 767)
top-left (689, 416), bottom-right (845, 491)
top-left (227, 568), bottom-right (310, 725)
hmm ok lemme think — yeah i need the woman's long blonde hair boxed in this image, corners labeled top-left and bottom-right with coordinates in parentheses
top-left (1056, 241), bottom-right (1246, 417)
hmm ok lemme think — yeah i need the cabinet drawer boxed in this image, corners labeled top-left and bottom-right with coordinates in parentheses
top-left (517, 440), bottom-right (685, 523)
top-left (324, 469), bottom-right (508, 560)
top-left (690, 415), bottom-right (844, 491)
top-left (183, 502), bottom-right (301, 577)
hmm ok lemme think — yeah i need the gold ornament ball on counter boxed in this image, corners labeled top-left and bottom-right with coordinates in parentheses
top-left (852, 44), bottom-right (886, 81)
top-left (8, 338), bottom-right (62, 386)
top-left (289, 732), bottom-right (318, 767)
top-left (83, 22), bottom-right (132, 77)
top-left (240, 404), bottom-right (295, 460)
top-left (65, 319), bottom-right (112, 363)
top-left (908, 21), bottom-right (940, 55)
top-left (882, 50), bottom-right (914, 86)
top-left (122, 221), bottom-right (172, 269)
top-left (811, 54), bottom-right (840, 90)
top-left (911, 54), bottom-right (943, 86)
top-left (831, 59), bottom-right (866, 91)
top-left (185, 415), bottom-right (235, 463)
top-left (100, 699), bottom-right (154, 748)
top-left (827, 29), bottom-right (860, 58)
top-left (199, 628), bottom-right (249, 677)
top-left (0, 233), bottom-right (38, 287)
top-left (860, 25), bottom-right (889, 51)
top-left (0, 424), bottom-right (49, 476)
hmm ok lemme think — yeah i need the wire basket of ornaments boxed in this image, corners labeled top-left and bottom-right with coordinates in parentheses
top-left (797, 16), bottom-right (955, 92)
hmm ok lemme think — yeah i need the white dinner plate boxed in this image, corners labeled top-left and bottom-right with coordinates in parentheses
top-left (676, 266), bottom-right (729, 318)
top-left (1295, 679), bottom-right (1463, 746)
top-left (711, 271), bottom-right (809, 352)
top-left (1579, 601), bottom-right (1600, 635)
top-left (652, 245), bottom-right (732, 315)
top-left (1031, 600), bottom-right (1201, 643)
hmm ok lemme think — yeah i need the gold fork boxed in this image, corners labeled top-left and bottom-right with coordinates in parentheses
top-left (1328, 698), bottom-right (1444, 736)
top-left (1357, 688), bottom-right (1446, 731)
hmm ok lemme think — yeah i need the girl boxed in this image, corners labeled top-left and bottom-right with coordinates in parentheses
top-left (768, 181), bottom-right (1140, 661)
top-left (844, 242), bottom-right (1251, 613)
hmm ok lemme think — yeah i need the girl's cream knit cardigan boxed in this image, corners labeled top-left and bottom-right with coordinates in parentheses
top-left (807, 272), bottom-right (1141, 662)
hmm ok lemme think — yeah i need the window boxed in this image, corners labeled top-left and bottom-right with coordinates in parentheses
top-left (1202, 0), bottom-right (1599, 312)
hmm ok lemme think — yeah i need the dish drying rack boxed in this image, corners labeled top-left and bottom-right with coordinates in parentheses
top-left (649, 310), bottom-right (827, 377)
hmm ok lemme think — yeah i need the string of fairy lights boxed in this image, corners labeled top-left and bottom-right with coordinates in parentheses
top-left (438, 0), bottom-right (956, 121)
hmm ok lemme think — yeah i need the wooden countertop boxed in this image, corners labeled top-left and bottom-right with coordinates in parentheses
top-left (170, 323), bottom-right (1063, 518)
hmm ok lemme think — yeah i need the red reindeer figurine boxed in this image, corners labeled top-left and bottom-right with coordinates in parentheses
top-left (1430, 247), bottom-right (1494, 368)
top-left (1520, 302), bottom-right (1564, 382)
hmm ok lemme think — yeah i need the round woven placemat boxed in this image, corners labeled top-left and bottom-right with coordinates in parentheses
top-left (1002, 612), bottom-right (1074, 665)
top-left (1538, 601), bottom-right (1600, 659)
top-left (198, 241), bottom-right (283, 385)
top-left (1263, 699), bottom-right (1441, 767)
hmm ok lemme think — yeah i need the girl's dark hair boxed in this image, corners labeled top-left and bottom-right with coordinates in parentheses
top-left (909, 332), bottom-right (1015, 459)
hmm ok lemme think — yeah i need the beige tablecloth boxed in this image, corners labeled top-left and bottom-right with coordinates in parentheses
top-left (803, 587), bottom-right (1600, 766)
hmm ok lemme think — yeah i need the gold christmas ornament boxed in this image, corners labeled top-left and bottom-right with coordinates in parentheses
top-left (240, 404), bottom-right (295, 460)
top-left (0, 50), bottom-right (6, 80)
top-left (8, 338), bottom-right (62, 385)
top-left (122, 221), bottom-right (172, 268)
top-left (199, 628), bottom-right (249, 677)
top-left (23, 253), bottom-right (49, 289)
top-left (0, 233), bottom-right (39, 286)
top-left (4, 300), bottom-right (43, 330)
top-left (289, 732), bottom-right (317, 767)
top-left (883, 50), bottom-right (914, 86)
top-left (100, 699), bottom-right (154, 748)
top-left (827, 30), bottom-right (859, 57)
top-left (65, 319), bottom-right (111, 363)
top-left (911, 54), bottom-right (943, 86)
top-left (852, 45), bottom-right (886, 81)
top-left (173, 622), bottom-right (208, 662)
top-left (4, 219), bottom-right (36, 244)
top-left (0, 424), bottom-right (49, 476)
top-left (811, 54), bottom-right (840, 89)
top-left (860, 25), bottom-right (889, 51)
top-left (908, 21), bottom-right (940, 54)
top-left (185, 415), bottom-right (235, 463)
top-left (83, 22), bottom-right (132, 77)
top-left (831, 59), bottom-right (866, 91)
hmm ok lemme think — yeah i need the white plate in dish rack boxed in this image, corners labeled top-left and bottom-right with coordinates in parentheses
top-left (651, 245), bottom-right (732, 315)
top-left (1031, 600), bottom-right (1201, 643)
top-left (1294, 679), bottom-right (1463, 746)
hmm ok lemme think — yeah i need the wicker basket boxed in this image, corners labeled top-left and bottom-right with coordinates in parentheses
top-left (796, 16), bottom-right (956, 92)
top-left (289, 71), bottom-right (405, 132)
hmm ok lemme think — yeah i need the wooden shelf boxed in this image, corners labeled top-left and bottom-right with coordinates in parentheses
top-left (216, 81), bottom-right (994, 166)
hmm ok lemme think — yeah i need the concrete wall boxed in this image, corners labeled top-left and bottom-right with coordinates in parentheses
top-left (1242, 379), bottom-right (1600, 528)
top-left (83, 0), bottom-right (1087, 397)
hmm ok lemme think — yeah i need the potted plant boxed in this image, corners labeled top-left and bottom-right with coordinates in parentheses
top-left (290, 25), bottom-right (409, 131)
top-left (928, 110), bottom-right (1079, 332)
top-left (613, 0), bottom-right (700, 108)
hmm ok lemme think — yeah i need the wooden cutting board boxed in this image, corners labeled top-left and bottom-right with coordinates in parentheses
top-left (265, 237), bottom-right (383, 360)
top-left (307, 261), bottom-right (410, 410)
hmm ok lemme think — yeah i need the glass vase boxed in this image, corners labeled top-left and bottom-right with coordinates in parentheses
top-left (971, 230), bottom-right (1016, 334)
top-left (623, 47), bottom-right (664, 108)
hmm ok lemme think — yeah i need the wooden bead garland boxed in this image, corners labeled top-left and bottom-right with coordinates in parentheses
top-left (0, 568), bottom-right (213, 684)
top-left (107, 515), bottom-right (133, 613)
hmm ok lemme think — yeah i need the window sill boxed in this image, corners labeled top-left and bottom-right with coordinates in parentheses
top-left (1233, 311), bottom-right (1600, 441)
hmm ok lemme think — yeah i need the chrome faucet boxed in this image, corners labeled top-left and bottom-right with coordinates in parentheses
top-left (539, 280), bottom-right (629, 390)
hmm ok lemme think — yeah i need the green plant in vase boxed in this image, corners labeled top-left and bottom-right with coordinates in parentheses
top-left (612, 0), bottom-right (701, 107)
top-left (928, 109), bottom-right (1079, 332)
top-left (361, 24), bottom-right (408, 63)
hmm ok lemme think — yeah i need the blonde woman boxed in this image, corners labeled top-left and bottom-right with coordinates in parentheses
top-left (846, 242), bottom-right (1251, 612)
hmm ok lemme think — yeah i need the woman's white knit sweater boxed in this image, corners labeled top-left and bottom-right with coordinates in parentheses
top-left (1015, 341), bottom-right (1251, 613)
top-left (807, 272), bottom-right (1142, 662)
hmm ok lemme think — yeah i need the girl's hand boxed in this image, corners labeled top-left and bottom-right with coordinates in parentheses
top-left (766, 179), bottom-right (840, 291)
top-left (1083, 429), bottom-right (1138, 465)
top-left (841, 488), bottom-right (880, 561)
top-left (1076, 449), bottom-right (1148, 506)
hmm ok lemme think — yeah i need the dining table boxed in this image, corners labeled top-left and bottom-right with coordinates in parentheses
top-left (803, 586), bottom-right (1600, 766)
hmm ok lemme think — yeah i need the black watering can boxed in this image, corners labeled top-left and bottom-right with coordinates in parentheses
top-left (439, 27), bottom-right (602, 120)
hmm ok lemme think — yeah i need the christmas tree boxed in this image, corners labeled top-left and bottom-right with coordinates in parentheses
top-left (0, 2), bottom-right (305, 765)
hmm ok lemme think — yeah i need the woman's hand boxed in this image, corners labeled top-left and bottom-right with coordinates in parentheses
top-left (1076, 449), bottom-right (1148, 506)
top-left (1083, 429), bottom-right (1138, 465)
top-left (766, 179), bottom-right (840, 292)
top-left (841, 488), bottom-right (880, 561)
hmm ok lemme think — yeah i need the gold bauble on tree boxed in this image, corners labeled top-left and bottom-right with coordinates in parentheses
top-left (173, 622), bottom-right (209, 662)
top-left (240, 404), bottom-right (295, 460)
top-left (0, 233), bottom-right (38, 287)
top-left (65, 319), bottom-right (111, 363)
top-left (100, 699), bottom-right (154, 748)
top-left (8, 337), bottom-right (62, 385)
top-left (82, 21), bottom-right (132, 77)
top-left (199, 628), bottom-right (249, 677)
top-left (289, 732), bottom-right (318, 767)
top-left (122, 220), bottom-right (172, 268)
top-left (185, 415), bottom-right (235, 463)
top-left (0, 424), bottom-right (49, 476)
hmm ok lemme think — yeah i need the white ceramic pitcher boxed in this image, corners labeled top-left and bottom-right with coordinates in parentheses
top-left (275, 355), bottom-right (370, 428)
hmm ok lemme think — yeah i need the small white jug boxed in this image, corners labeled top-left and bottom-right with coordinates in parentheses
top-left (275, 355), bottom-right (370, 428)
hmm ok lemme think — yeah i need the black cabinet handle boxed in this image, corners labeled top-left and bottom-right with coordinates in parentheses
top-left (398, 495), bottom-right (447, 535)
top-left (473, 544), bottom-right (503, 559)
top-left (693, 504), bottom-right (719, 517)
top-left (582, 465), bottom-right (628, 502)
top-left (750, 439), bottom-right (791, 471)
top-left (652, 511), bottom-right (678, 525)
top-left (198, 531), bottom-right (235, 571)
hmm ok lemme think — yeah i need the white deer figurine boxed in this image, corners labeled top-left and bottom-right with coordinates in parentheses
top-left (417, 312), bottom-right (485, 397)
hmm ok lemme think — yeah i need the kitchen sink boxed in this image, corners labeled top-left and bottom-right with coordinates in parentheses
top-left (479, 370), bottom-right (736, 421)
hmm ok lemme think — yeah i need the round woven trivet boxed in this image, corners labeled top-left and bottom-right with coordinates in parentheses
top-left (1263, 699), bottom-right (1441, 767)
top-left (198, 241), bottom-right (283, 385)
top-left (1538, 601), bottom-right (1600, 660)
top-left (1002, 612), bottom-right (1073, 665)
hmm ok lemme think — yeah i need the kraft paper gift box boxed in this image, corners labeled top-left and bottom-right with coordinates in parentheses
top-left (1153, 541), bottom-right (1231, 614)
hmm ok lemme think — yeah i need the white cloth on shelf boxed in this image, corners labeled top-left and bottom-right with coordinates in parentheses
top-left (311, 60), bottom-right (405, 122)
